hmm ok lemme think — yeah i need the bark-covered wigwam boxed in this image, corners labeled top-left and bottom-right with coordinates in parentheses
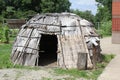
top-left (11, 13), bottom-right (101, 69)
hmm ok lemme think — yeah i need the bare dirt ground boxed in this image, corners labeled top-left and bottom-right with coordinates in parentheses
top-left (98, 37), bottom-right (120, 80)
top-left (0, 68), bottom-right (80, 80)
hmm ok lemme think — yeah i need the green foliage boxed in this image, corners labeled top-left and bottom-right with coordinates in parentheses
top-left (20, 0), bottom-right (41, 12)
top-left (13, 10), bottom-right (37, 19)
top-left (0, 24), bottom-right (10, 43)
top-left (71, 9), bottom-right (95, 24)
top-left (0, 0), bottom-right (5, 14)
top-left (6, 6), bottom-right (15, 12)
top-left (101, 54), bottom-right (115, 63)
top-left (96, 0), bottom-right (112, 15)
top-left (95, 6), bottom-right (111, 22)
top-left (0, 16), bottom-right (4, 22)
top-left (0, 0), bottom-right (71, 18)
top-left (3, 0), bottom-right (41, 12)
top-left (99, 21), bottom-right (112, 36)
top-left (95, 1), bottom-right (112, 36)
top-left (41, 0), bottom-right (71, 13)
top-left (95, 0), bottom-right (112, 22)
top-left (2, 7), bottom-right (37, 19)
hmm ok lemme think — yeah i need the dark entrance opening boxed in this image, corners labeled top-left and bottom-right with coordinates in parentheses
top-left (38, 34), bottom-right (58, 67)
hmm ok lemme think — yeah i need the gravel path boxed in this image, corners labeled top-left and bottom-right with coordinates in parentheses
top-left (98, 37), bottom-right (120, 80)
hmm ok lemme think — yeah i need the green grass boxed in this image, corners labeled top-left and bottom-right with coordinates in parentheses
top-left (0, 42), bottom-right (13, 68)
top-left (54, 54), bottom-right (115, 79)
top-left (0, 43), bottom-right (12, 54)
top-left (54, 68), bottom-right (103, 79)
top-left (101, 54), bottom-right (115, 63)
top-left (0, 35), bottom-right (18, 68)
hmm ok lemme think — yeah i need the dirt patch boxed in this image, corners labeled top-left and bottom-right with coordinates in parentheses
top-left (0, 68), bottom-right (83, 80)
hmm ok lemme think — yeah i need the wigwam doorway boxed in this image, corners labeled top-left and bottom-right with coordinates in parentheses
top-left (38, 34), bottom-right (58, 67)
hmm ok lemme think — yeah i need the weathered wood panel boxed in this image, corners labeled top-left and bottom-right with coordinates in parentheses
top-left (11, 28), bottom-right (41, 66)
top-left (77, 53), bottom-right (87, 70)
top-left (57, 26), bottom-right (89, 69)
top-left (6, 19), bottom-right (26, 29)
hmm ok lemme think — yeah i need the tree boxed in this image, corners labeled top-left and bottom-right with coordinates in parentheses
top-left (96, 0), bottom-right (112, 14)
top-left (41, 0), bottom-right (71, 13)
top-left (95, 0), bottom-right (112, 36)
top-left (0, 0), bottom-right (6, 14)
top-left (71, 9), bottom-right (95, 24)
top-left (0, 0), bottom-right (71, 18)
top-left (95, 0), bottom-right (112, 21)
top-left (20, 0), bottom-right (41, 12)
top-left (5, 0), bottom-right (41, 12)
top-left (95, 6), bottom-right (111, 22)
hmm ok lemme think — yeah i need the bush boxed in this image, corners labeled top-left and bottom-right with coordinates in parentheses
top-left (0, 16), bottom-right (4, 23)
top-left (0, 24), bottom-right (10, 43)
top-left (2, 10), bottom-right (37, 19)
top-left (99, 21), bottom-right (112, 36)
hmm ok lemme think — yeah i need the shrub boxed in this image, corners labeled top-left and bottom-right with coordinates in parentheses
top-left (0, 24), bottom-right (10, 43)
top-left (99, 21), bottom-right (112, 36)
top-left (2, 10), bottom-right (37, 19)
